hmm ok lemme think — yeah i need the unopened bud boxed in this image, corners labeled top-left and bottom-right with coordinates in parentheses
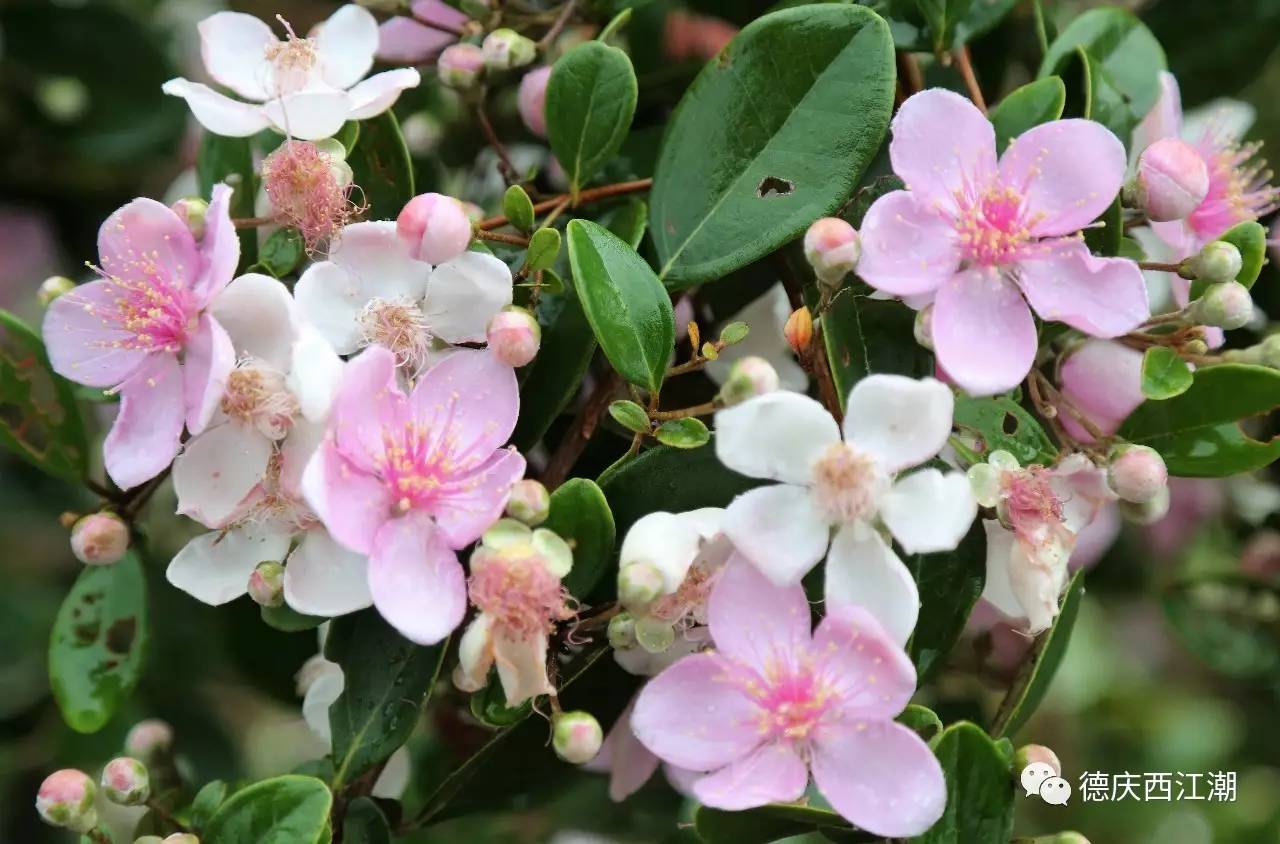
top-left (101, 757), bottom-right (149, 806)
top-left (1184, 241), bottom-right (1243, 285)
top-left (803, 217), bottom-right (860, 289)
top-left (1119, 485), bottom-right (1171, 525)
top-left (38, 275), bottom-right (77, 307)
top-left (125, 719), bottom-right (173, 761)
top-left (483, 28), bottom-right (537, 71)
top-left (718, 356), bottom-right (779, 406)
top-left (607, 611), bottom-right (636, 648)
top-left (1132, 138), bottom-right (1209, 222)
top-left (487, 307), bottom-right (541, 367)
top-left (70, 512), bottom-right (130, 566)
top-left (135, 837), bottom-right (165, 844)
top-left (1107, 445), bottom-right (1168, 505)
top-left (163, 835), bottom-right (201, 844)
top-left (634, 615), bottom-right (676, 653)
top-left (247, 561), bottom-right (285, 608)
top-left (914, 303), bottom-right (934, 350)
top-left (618, 561), bottom-right (664, 610)
top-left (1014, 744), bottom-right (1061, 777)
top-left (170, 197), bottom-right (209, 240)
top-left (552, 711), bottom-right (603, 764)
top-left (397, 192), bottom-right (472, 265)
top-left (35, 769), bottom-right (97, 832)
top-left (460, 0), bottom-right (491, 16)
top-left (438, 43), bottom-right (485, 89)
top-left (518, 66), bottom-right (552, 138)
top-left (784, 306), bottom-right (813, 354)
top-left (505, 479), bottom-right (550, 525)
top-left (1046, 835), bottom-right (1090, 844)
top-left (1192, 280), bottom-right (1252, 329)
top-left (1183, 338), bottom-right (1209, 356)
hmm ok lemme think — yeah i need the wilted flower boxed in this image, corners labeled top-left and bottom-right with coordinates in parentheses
top-left (261, 140), bottom-right (359, 252)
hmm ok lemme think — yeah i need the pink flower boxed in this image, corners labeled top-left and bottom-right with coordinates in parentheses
top-left (632, 559), bottom-right (945, 836)
top-left (858, 89), bottom-right (1148, 396)
top-left (42, 186), bottom-right (239, 489)
top-left (302, 345), bottom-right (525, 644)
top-left (586, 692), bottom-right (700, 802)
top-left (378, 1), bottom-right (468, 65)
top-left (518, 66), bottom-right (552, 138)
top-left (1055, 339), bottom-right (1145, 441)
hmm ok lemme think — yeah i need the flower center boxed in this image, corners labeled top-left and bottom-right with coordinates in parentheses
top-left (82, 265), bottom-right (197, 356)
top-left (261, 141), bottom-right (357, 252)
top-left (239, 453), bottom-right (318, 531)
top-left (954, 185), bottom-right (1038, 267)
top-left (648, 557), bottom-right (721, 626)
top-left (264, 17), bottom-right (319, 96)
top-left (741, 658), bottom-right (838, 745)
top-left (468, 549), bottom-right (573, 638)
top-left (810, 443), bottom-right (884, 524)
top-left (358, 298), bottom-right (432, 371)
top-left (220, 361), bottom-right (298, 439)
top-left (1190, 130), bottom-right (1280, 242)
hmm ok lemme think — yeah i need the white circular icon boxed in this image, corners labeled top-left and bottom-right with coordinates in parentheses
top-left (1039, 776), bottom-right (1072, 805)
top-left (1020, 762), bottom-right (1056, 797)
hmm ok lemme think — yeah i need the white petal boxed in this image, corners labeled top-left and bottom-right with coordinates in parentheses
top-left (211, 273), bottom-right (297, 370)
top-left (288, 323), bottom-right (345, 422)
top-left (372, 747), bottom-right (411, 799)
top-left (979, 520), bottom-right (1024, 621)
top-left (619, 512), bottom-right (704, 594)
top-left (261, 91), bottom-right (353, 141)
top-left (347, 69), bottom-right (421, 121)
top-left (714, 392), bottom-right (841, 484)
top-left (284, 529), bottom-right (372, 617)
top-left (455, 614), bottom-right (495, 691)
top-left (167, 524), bottom-right (291, 606)
top-left (280, 417), bottom-right (326, 499)
top-left (493, 629), bottom-right (553, 706)
top-left (198, 12), bottom-right (275, 101)
top-left (824, 523), bottom-right (919, 647)
top-left (173, 423), bottom-right (273, 528)
top-left (880, 469), bottom-right (976, 554)
top-left (293, 262), bottom-right (366, 354)
top-left (316, 4), bottom-right (378, 90)
top-left (704, 284), bottom-right (807, 392)
top-left (722, 484), bottom-right (830, 585)
top-left (424, 251), bottom-right (514, 345)
top-left (302, 661), bottom-right (344, 743)
top-left (843, 375), bottom-right (954, 473)
top-left (162, 78), bottom-right (271, 137)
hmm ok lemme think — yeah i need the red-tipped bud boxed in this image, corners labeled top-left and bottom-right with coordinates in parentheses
top-left (552, 711), bottom-right (603, 764)
top-left (784, 306), bottom-right (813, 354)
top-left (397, 192), bottom-right (472, 265)
top-left (803, 217), bottom-right (860, 289)
top-left (518, 66), bottom-right (552, 138)
top-left (35, 769), bottom-right (97, 832)
top-left (438, 43), bottom-right (485, 89)
top-left (101, 757), bottom-right (150, 806)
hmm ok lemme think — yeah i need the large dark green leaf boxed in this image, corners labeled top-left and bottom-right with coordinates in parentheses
top-left (197, 133), bottom-right (258, 269)
top-left (907, 522), bottom-right (985, 681)
top-left (822, 295), bottom-right (934, 402)
top-left (545, 478), bottom-right (617, 599)
top-left (566, 219), bottom-right (675, 393)
top-left (1118, 364), bottom-right (1280, 477)
top-left (695, 804), bottom-right (868, 844)
top-left (912, 722), bottom-right (1015, 843)
top-left (511, 292), bottom-right (596, 451)
top-left (49, 552), bottom-right (148, 733)
top-left (324, 609), bottom-right (447, 789)
top-left (951, 396), bottom-right (1058, 467)
top-left (1163, 574), bottom-right (1280, 680)
top-left (650, 5), bottom-right (895, 287)
top-left (203, 775), bottom-right (332, 844)
top-left (342, 797), bottom-right (392, 844)
top-left (988, 76), bottom-right (1066, 152)
top-left (0, 310), bottom-right (88, 483)
top-left (546, 41), bottom-right (638, 196)
top-left (349, 111), bottom-right (414, 220)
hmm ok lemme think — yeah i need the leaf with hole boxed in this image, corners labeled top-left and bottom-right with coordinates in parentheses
top-left (951, 396), bottom-right (1058, 467)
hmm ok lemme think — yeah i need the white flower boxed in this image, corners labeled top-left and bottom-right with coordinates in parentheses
top-left (704, 284), bottom-right (807, 393)
top-left (714, 375), bottom-right (976, 645)
top-left (294, 222), bottom-right (512, 372)
top-left (163, 5), bottom-right (420, 140)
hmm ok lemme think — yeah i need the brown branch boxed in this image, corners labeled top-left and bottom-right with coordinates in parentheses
top-left (475, 100), bottom-right (519, 185)
top-left (953, 45), bottom-right (987, 115)
top-left (478, 179), bottom-right (653, 230)
top-left (650, 400), bottom-right (718, 421)
top-left (896, 51), bottom-right (924, 99)
top-left (539, 0), bottom-right (577, 49)
top-left (541, 371), bottom-right (622, 489)
top-left (475, 229), bottom-right (530, 247)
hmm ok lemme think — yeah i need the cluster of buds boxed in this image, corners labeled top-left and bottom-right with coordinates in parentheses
top-left (1177, 240), bottom-right (1254, 330)
top-left (803, 217), bottom-right (861, 292)
top-left (438, 28), bottom-right (537, 91)
top-left (36, 757), bottom-right (151, 834)
top-left (1128, 138), bottom-right (1210, 222)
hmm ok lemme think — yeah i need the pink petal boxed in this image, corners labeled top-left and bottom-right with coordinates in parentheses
top-left (1132, 71), bottom-right (1183, 156)
top-left (998, 119), bottom-right (1126, 238)
top-left (193, 183), bottom-right (239, 306)
top-left (1057, 339), bottom-right (1144, 440)
top-left (104, 354), bottom-right (184, 490)
top-left (692, 741), bottom-right (808, 811)
top-left (42, 279), bottom-right (149, 388)
top-left (707, 554), bottom-right (812, 672)
top-left (430, 447), bottom-right (527, 549)
top-left (592, 696), bottom-right (662, 802)
top-left (368, 513), bottom-right (466, 645)
top-left (183, 315), bottom-right (235, 436)
top-left (377, 17), bottom-right (457, 64)
top-left (890, 89), bottom-right (997, 214)
top-left (931, 268), bottom-right (1036, 396)
top-left (411, 0), bottom-right (469, 29)
top-left (813, 605), bottom-right (917, 718)
top-left (856, 191), bottom-right (960, 297)
top-left (810, 722), bottom-right (946, 838)
top-left (1018, 244), bottom-right (1149, 338)
top-left (631, 652), bottom-right (764, 772)
top-left (301, 440), bottom-right (393, 555)
top-left (330, 345), bottom-right (405, 473)
top-left (409, 348), bottom-right (520, 464)
top-left (97, 198), bottom-right (198, 291)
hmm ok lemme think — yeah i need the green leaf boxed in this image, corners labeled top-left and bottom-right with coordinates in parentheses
top-left (1163, 574), bottom-right (1280, 680)
top-left (197, 133), bottom-right (257, 268)
top-left (600, 198), bottom-right (648, 249)
top-left (511, 292), bottom-right (595, 451)
top-left (1218, 221), bottom-right (1267, 289)
top-left (0, 310), bottom-right (88, 482)
top-left (951, 396), bottom-right (1058, 467)
top-left (988, 76), bottom-right (1066, 153)
top-left (566, 219), bottom-right (675, 393)
top-left (258, 227), bottom-right (304, 278)
top-left (341, 797), bottom-right (391, 844)
top-left (655, 417), bottom-right (711, 448)
top-left (348, 111), bottom-right (414, 220)
top-left (719, 321), bottom-right (750, 346)
top-left (546, 41), bottom-right (638, 196)
top-left (912, 722), bottom-right (1015, 843)
top-left (1084, 195), bottom-right (1123, 258)
top-left (189, 780), bottom-right (227, 831)
top-left (544, 478), bottom-right (617, 599)
top-left (651, 5), bottom-right (894, 287)
top-left (49, 553), bottom-right (148, 733)
top-left (260, 603), bottom-right (326, 633)
top-left (869, 0), bottom-right (1020, 52)
top-left (503, 184), bottom-right (535, 232)
top-left (469, 675), bottom-right (533, 726)
top-left (203, 775), bottom-right (331, 844)
top-left (1118, 364), bottom-right (1280, 477)
top-left (899, 703), bottom-right (944, 741)
top-left (695, 803), bottom-right (861, 844)
top-left (324, 609), bottom-right (448, 790)
top-left (1141, 347), bottom-right (1194, 401)
top-left (907, 521), bottom-right (985, 681)
top-left (822, 295), bottom-right (934, 402)
top-left (608, 400), bottom-right (651, 434)
top-left (991, 570), bottom-right (1085, 738)
top-left (526, 227), bottom-right (562, 272)
top-left (334, 121), bottom-right (360, 154)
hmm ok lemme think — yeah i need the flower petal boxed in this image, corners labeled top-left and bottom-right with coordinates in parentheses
top-left (1132, 71), bottom-right (1182, 155)
top-left (261, 91), bottom-right (354, 142)
top-left (42, 279), bottom-right (149, 388)
top-left (704, 284), bottom-right (807, 392)
top-left (454, 614), bottom-right (495, 692)
top-left (377, 17), bottom-right (457, 64)
top-left (979, 519), bottom-right (1024, 620)
top-left (210, 273), bottom-right (296, 370)
top-left (289, 324), bottom-right (345, 423)
top-left (284, 529), bottom-right (373, 617)
top-left (194, 184), bottom-right (240, 306)
top-left (105, 354), bottom-right (185, 490)
top-left (347, 69), bottom-right (421, 121)
top-left (167, 524), bottom-right (291, 606)
top-left (692, 742), bottom-right (808, 811)
top-left (857, 191), bottom-right (960, 297)
top-left (423, 252), bottom-right (514, 344)
top-left (843, 374), bottom-right (954, 473)
top-left (97, 197), bottom-right (198, 290)
top-left (329, 344), bottom-right (403, 473)
top-left (594, 697), bottom-right (662, 802)
top-left (301, 660), bottom-right (343, 743)
top-left (811, 721), bottom-right (946, 837)
top-left (431, 448), bottom-right (527, 549)
top-left (1018, 245), bottom-right (1150, 338)
top-left (1057, 339), bottom-right (1145, 440)
top-left (881, 469), bottom-right (976, 554)
top-left (825, 524), bottom-right (918, 648)
top-left (368, 513), bottom-right (466, 645)
top-left (410, 348), bottom-right (520, 463)
top-left (714, 392), bottom-right (840, 484)
top-left (619, 511), bottom-right (704, 594)
top-left (932, 268), bottom-right (1036, 397)
top-left (183, 315), bottom-right (235, 436)
top-left (890, 89), bottom-right (997, 214)
top-left (493, 629), bottom-right (553, 706)
top-left (722, 484), bottom-right (831, 586)
top-left (316, 4), bottom-right (378, 90)
top-left (161, 78), bottom-right (272, 137)
top-left (173, 423), bottom-right (272, 528)
top-left (814, 604), bottom-right (917, 717)
top-left (707, 554), bottom-right (812, 672)
top-left (198, 12), bottom-right (275, 102)
top-left (301, 439), bottom-right (393, 555)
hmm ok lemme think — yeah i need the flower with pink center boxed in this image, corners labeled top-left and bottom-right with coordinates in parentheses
top-left (632, 559), bottom-right (945, 836)
top-left (453, 519), bottom-right (575, 705)
top-left (301, 344), bottom-right (526, 644)
top-left (42, 186), bottom-right (239, 490)
top-left (377, 0), bottom-right (469, 65)
top-left (715, 375), bottom-right (975, 646)
top-left (163, 5), bottom-right (420, 141)
top-left (857, 89), bottom-right (1148, 396)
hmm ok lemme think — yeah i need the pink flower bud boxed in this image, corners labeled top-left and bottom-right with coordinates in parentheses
top-left (803, 217), bottom-right (860, 288)
top-left (397, 192), bottom-right (472, 264)
top-left (718, 356), bottom-right (779, 406)
top-left (914, 303), bottom-right (934, 350)
top-left (1192, 280), bottom-right (1253, 329)
top-left (163, 835), bottom-right (201, 844)
top-left (125, 719), bottom-right (173, 760)
top-left (70, 512), bottom-right (130, 566)
top-left (784, 306), bottom-right (813, 354)
top-left (36, 769), bottom-right (97, 832)
top-left (486, 307), bottom-right (541, 367)
top-left (505, 479), bottom-right (550, 525)
top-left (552, 711), bottom-right (603, 764)
top-left (247, 561), bottom-right (285, 608)
top-left (438, 43), bottom-right (484, 89)
top-left (518, 66), bottom-right (552, 138)
top-left (1135, 138), bottom-right (1209, 222)
top-left (1013, 744), bottom-right (1062, 778)
top-left (482, 28), bottom-right (536, 71)
top-left (101, 757), bottom-right (150, 806)
top-left (1056, 340), bottom-right (1145, 442)
top-left (1108, 445), bottom-right (1168, 504)
top-left (1120, 485), bottom-right (1171, 525)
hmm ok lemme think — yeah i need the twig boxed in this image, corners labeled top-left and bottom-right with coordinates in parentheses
top-left (475, 99), bottom-right (519, 185)
top-left (539, 0), bottom-right (577, 49)
top-left (539, 196), bottom-right (571, 229)
top-left (650, 400), bottom-right (718, 421)
top-left (478, 179), bottom-right (653, 230)
top-left (953, 45), bottom-right (987, 114)
top-left (896, 51), bottom-right (924, 99)
top-left (232, 216), bottom-right (275, 229)
top-left (475, 229), bottom-right (530, 247)
top-left (542, 371), bottom-right (622, 489)
top-left (1138, 260), bottom-right (1184, 274)
top-left (145, 798), bottom-right (191, 833)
